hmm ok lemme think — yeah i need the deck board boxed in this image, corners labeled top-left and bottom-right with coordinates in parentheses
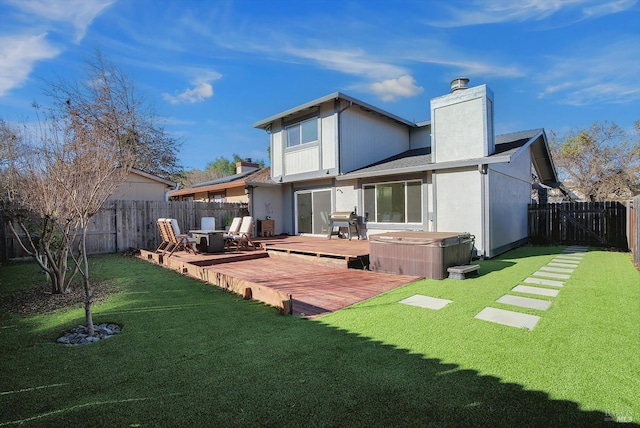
top-left (203, 257), bottom-right (419, 317)
top-left (141, 235), bottom-right (419, 318)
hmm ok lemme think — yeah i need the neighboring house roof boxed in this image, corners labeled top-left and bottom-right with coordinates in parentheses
top-left (130, 168), bottom-right (177, 188)
top-left (168, 167), bottom-right (275, 197)
top-left (337, 129), bottom-right (559, 186)
top-left (253, 92), bottom-right (418, 130)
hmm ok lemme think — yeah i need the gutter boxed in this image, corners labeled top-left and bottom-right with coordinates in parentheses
top-left (336, 153), bottom-right (516, 181)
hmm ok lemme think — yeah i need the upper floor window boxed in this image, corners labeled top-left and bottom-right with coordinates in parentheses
top-left (286, 118), bottom-right (318, 147)
top-left (364, 180), bottom-right (422, 223)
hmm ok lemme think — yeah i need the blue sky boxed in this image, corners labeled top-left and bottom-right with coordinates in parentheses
top-left (1, 0), bottom-right (639, 171)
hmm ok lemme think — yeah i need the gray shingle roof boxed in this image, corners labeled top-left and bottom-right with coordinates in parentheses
top-left (338, 128), bottom-right (557, 184)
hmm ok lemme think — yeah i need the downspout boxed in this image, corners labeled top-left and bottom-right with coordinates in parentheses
top-left (479, 164), bottom-right (488, 259)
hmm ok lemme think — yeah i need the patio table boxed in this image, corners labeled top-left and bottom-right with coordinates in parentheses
top-left (189, 230), bottom-right (226, 253)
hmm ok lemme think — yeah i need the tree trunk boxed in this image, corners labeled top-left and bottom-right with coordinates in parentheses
top-left (81, 219), bottom-right (94, 336)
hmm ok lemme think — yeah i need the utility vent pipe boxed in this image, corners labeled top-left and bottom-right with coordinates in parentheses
top-left (450, 77), bottom-right (470, 92)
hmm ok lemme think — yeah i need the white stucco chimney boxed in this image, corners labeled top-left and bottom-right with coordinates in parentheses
top-left (430, 79), bottom-right (495, 162)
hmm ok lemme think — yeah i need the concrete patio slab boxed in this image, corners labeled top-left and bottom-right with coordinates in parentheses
top-left (524, 277), bottom-right (564, 287)
top-left (475, 307), bottom-right (540, 330)
top-left (512, 285), bottom-right (559, 297)
top-left (540, 266), bottom-right (574, 274)
top-left (497, 294), bottom-right (552, 311)
top-left (533, 271), bottom-right (571, 280)
top-left (399, 295), bottom-right (452, 310)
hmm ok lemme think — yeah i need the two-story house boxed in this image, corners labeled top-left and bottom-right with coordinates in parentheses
top-left (252, 79), bottom-right (558, 258)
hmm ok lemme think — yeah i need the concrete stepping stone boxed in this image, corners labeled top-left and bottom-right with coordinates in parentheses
top-left (540, 266), bottom-right (574, 274)
top-left (512, 285), bottom-right (559, 297)
top-left (497, 295), bottom-right (552, 311)
top-left (559, 252), bottom-right (586, 260)
top-left (475, 307), bottom-right (540, 330)
top-left (533, 271), bottom-right (571, 280)
top-left (548, 262), bottom-right (579, 268)
top-left (553, 259), bottom-right (581, 266)
top-left (399, 295), bottom-right (452, 310)
top-left (524, 277), bottom-right (564, 287)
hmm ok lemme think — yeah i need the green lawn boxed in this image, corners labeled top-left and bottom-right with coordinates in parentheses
top-left (0, 247), bottom-right (638, 427)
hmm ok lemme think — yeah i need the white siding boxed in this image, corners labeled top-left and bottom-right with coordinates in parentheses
top-left (335, 180), bottom-right (358, 213)
top-left (340, 107), bottom-right (410, 173)
top-left (487, 150), bottom-right (532, 257)
top-left (321, 105), bottom-right (337, 170)
top-left (409, 124), bottom-right (431, 149)
top-left (271, 127), bottom-right (283, 178)
top-left (491, 149), bottom-right (532, 182)
top-left (252, 186), bottom-right (284, 235)
top-left (284, 145), bottom-right (320, 175)
top-left (434, 169), bottom-right (483, 252)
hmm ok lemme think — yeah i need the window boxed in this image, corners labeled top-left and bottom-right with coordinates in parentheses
top-left (364, 181), bottom-right (422, 223)
top-left (286, 118), bottom-right (318, 147)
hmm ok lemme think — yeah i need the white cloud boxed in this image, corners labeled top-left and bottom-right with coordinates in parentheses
top-left (370, 75), bottom-right (424, 102)
top-left (163, 82), bottom-right (214, 105)
top-left (536, 36), bottom-right (640, 106)
top-left (283, 47), bottom-right (406, 81)
top-left (583, 0), bottom-right (637, 18)
top-left (7, 0), bottom-right (115, 42)
top-left (431, 0), bottom-right (636, 27)
top-left (0, 33), bottom-right (59, 97)
top-left (162, 70), bottom-right (221, 105)
top-left (282, 46), bottom-right (424, 101)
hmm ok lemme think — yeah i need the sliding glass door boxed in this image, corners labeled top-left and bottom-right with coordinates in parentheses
top-left (295, 189), bottom-right (331, 235)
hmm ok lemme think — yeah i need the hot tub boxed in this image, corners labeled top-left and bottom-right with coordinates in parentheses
top-left (369, 231), bottom-right (474, 279)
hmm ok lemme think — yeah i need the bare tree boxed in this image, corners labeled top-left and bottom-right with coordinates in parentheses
top-left (1, 51), bottom-right (173, 335)
top-left (550, 121), bottom-right (640, 201)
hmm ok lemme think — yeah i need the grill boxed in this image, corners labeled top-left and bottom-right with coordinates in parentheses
top-left (328, 211), bottom-right (360, 240)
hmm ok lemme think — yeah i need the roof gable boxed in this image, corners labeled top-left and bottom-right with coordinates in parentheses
top-left (253, 92), bottom-right (417, 129)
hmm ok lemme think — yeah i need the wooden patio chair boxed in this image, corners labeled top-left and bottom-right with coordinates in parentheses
top-left (165, 218), bottom-right (198, 257)
top-left (223, 217), bottom-right (242, 248)
top-left (158, 219), bottom-right (180, 255)
top-left (225, 216), bottom-right (259, 251)
top-left (155, 218), bottom-right (172, 253)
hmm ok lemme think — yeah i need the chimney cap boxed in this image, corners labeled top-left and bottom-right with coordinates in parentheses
top-left (450, 77), bottom-right (470, 92)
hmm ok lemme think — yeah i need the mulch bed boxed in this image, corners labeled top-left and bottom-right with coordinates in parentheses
top-left (0, 281), bottom-right (118, 315)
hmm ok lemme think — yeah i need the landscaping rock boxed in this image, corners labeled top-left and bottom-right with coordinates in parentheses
top-left (57, 323), bottom-right (122, 345)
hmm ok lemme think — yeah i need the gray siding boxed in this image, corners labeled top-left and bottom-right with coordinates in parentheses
top-left (340, 107), bottom-right (410, 173)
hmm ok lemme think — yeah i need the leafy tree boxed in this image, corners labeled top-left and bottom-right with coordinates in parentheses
top-left (550, 121), bottom-right (640, 201)
top-left (180, 154), bottom-right (265, 187)
top-left (1, 51), bottom-right (175, 335)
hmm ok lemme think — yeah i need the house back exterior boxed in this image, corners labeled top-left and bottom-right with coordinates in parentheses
top-left (253, 79), bottom-right (558, 258)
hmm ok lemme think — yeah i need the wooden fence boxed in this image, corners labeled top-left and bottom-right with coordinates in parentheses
top-left (528, 201), bottom-right (628, 250)
top-left (1, 200), bottom-right (247, 260)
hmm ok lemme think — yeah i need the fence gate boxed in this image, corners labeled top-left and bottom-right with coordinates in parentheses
top-left (528, 201), bottom-right (628, 250)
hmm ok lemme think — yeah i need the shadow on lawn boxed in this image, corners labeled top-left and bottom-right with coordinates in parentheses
top-left (10, 310), bottom-right (628, 426)
top-left (297, 319), bottom-right (629, 427)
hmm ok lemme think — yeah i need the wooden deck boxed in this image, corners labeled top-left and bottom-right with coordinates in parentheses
top-left (140, 235), bottom-right (419, 317)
